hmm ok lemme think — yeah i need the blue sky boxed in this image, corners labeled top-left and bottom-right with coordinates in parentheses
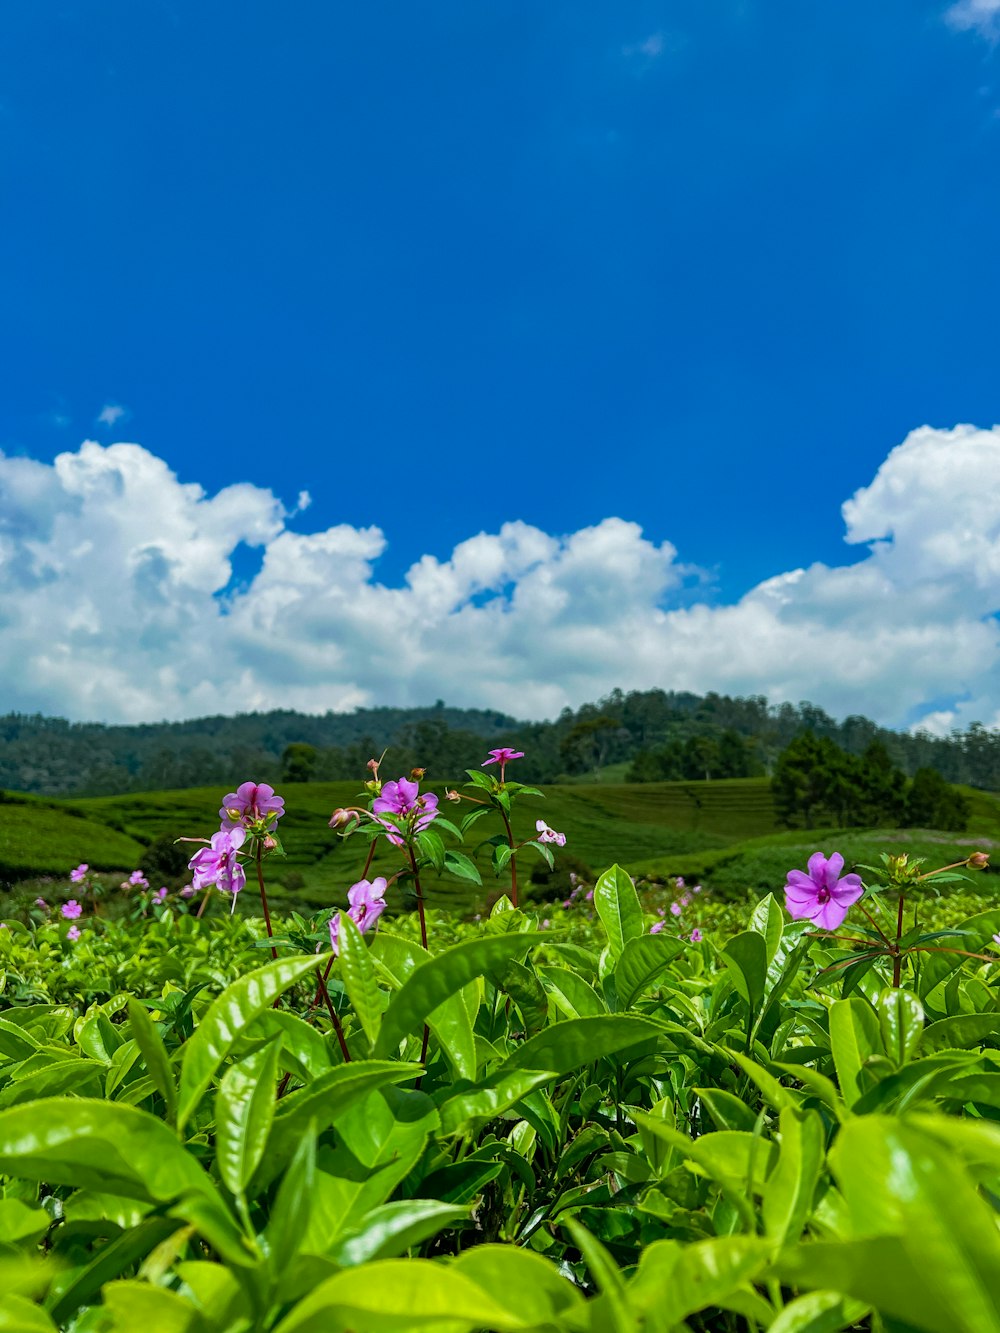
top-left (2, 2), bottom-right (1000, 727)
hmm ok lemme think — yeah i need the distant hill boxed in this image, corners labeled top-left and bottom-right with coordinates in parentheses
top-left (3, 687), bottom-right (1000, 797)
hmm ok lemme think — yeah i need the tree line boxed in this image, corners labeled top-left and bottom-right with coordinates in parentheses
top-left (0, 687), bottom-right (997, 801)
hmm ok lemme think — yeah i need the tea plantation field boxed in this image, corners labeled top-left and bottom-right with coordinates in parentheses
top-left (3, 776), bottom-right (999, 913)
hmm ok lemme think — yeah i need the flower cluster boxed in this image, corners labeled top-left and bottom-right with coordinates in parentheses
top-left (184, 780), bottom-right (286, 910)
top-left (329, 877), bottom-right (388, 955)
top-left (371, 778), bottom-right (439, 847)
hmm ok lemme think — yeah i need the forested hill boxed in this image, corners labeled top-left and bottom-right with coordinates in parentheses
top-left (2, 688), bottom-right (1000, 797)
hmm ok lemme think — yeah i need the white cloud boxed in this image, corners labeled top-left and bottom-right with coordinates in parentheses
top-left (3, 428), bottom-right (1000, 730)
top-left (623, 32), bottom-right (665, 58)
top-left (96, 403), bottom-right (129, 427)
top-left (945, 0), bottom-right (1000, 37)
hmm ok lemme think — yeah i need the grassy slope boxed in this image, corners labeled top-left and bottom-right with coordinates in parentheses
top-left (5, 777), bottom-right (998, 912)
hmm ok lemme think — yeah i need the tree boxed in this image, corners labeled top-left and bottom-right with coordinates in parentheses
top-left (281, 743), bottom-right (318, 784)
top-left (905, 767), bottom-right (970, 832)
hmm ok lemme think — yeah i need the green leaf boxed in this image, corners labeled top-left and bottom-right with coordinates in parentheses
top-left (749, 892), bottom-right (785, 964)
top-left (829, 997), bottom-right (881, 1106)
top-left (503, 1014), bottom-right (661, 1074)
top-left (777, 1116), bottom-right (1000, 1333)
top-left (331, 1200), bottom-right (469, 1265)
top-left (47, 1216), bottom-right (182, 1325)
top-left (562, 1216), bottom-right (633, 1333)
top-left (100, 1280), bottom-right (203, 1332)
top-left (763, 1291), bottom-right (870, 1333)
top-left (627, 1236), bottom-right (772, 1328)
top-left (338, 913), bottom-right (382, 1049)
top-left (721, 931), bottom-right (768, 1015)
top-left (0, 1098), bottom-right (216, 1204)
top-left (762, 1106), bottom-right (825, 1245)
top-left (450, 1246), bottom-right (585, 1327)
top-left (921, 1013), bottom-right (1000, 1053)
top-left (593, 864), bottom-right (644, 959)
top-left (214, 1037), bottom-right (282, 1197)
top-left (177, 953), bottom-right (326, 1129)
top-left (127, 1001), bottom-right (178, 1123)
top-left (272, 1259), bottom-right (526, 1333)
top-left (0, 1296), bottom-right (59, 1332)
top-left (0, 1199), bottom-right (50, 1246)
top-left (443, 849), bottom-right (482, 884)
top-left (258, 1060), bottom-right (422, 1188)
top-left (266, 1124), bottom-right (316, 1277)
top-left (374, 934), bottom-right (543, 1059)
top-left (614, 933), bottom-right (687, 1008)
top-left (538, 965), bottom-right (607, 1018)
top-left (876, 987), bottom-right (924, 1067)
top-left (693, 1086), bottom-right (761, 1133)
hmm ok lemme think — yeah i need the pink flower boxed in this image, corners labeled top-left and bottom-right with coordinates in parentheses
top-left (991, 933), bottom-right (1000, 949)
top-left (34, 898), bottom-right (48, 910)
top-left (650, 921), bottom-right (664, 934)
top-left (585, 889), bottom-right (594, 901)
top-left (67, 925), bottom-right (81, 942)
top-left (535, 819), bottom-right (566, 847)
top-left (692, 884), bottom-right (702, 894)
top-left (188, 827), bottom-right (247, 903)
top-left (675, 877), bottom-right (685, 889)
top-left (128, 870), bottom-right (149, 889)
top-left (61, 900), bottom-right (82, 920)
top-left (70, 863), bottom-right (88, 883)
top-left (372, 778), bottom-right (438, 845)
top-left (784, 852), bottom-right (863, 931)
top-left (347, 877), bottom-right (388, 932)
top-left (179, 885), bottom-right (195, 898)
top-left (690, 928), bottom-right (703, 943)
top-left (153, 887), bottom-right (168, 903)
top-left (220, 782), bottom-right (285, 828)
top-left (482, 748), bottom-right (525, 781)
top-left (680, 895), bottom-right (690, 907)
top-left (669, 902), bottom-right (682, 917)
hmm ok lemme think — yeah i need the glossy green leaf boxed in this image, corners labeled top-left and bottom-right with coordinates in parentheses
top-left (47, 1216), bottom-right (182, 1325)
top-left (450, 1246), bottom-right (585, 1327)
top-left (766, 1292), bottom-right (871, 1333)
top-left (762, 1106), bottom-right (825, 1245)
top-left (0, 1098), bottom-right (215, 1204)
top-left (272, 1258), bottom-right (527, 1333)
top-left (266, 1124), bottom-right (316, 1277)
top-left (257, 1060), bottom-right (422, 1188)
top-left (338, 912), bottom-right (382, 1049)
top-left (593, 864), bottom-right (644, 960)
top-left (214, 1037), bottom-right (281, 1196)
top-left (627, 1236), bottom-right (772, 1328)
top-left (331, 1200), bottom-right (469, 1265)
top-left (127, 1000), bottom-right (178, 1123)
top-left (538, 965), bottom-right (607, 1018)
top-left (0, 1296), bottom-right (58, 1332)
top-left (721, 932), bottom-right (768, 1014)
top-left (374, 934), bottom-right (542, 1058)
top-left (614, 933), bottom-right (687, 1008)
top-left (920, 1012), bottom-right (1000, 1053)
top-left (0, 1199), bottom-right (49, 1245)
top-left (749, 892), bottom-right (785, 964)
top-left (100, 1280), bottom-right (204, 1332)
top-left (876, 987), bottom-right (924, 1067)
top-left (828, 997), bottom-right (881, 1106)
top-left (177, 953), bottom-right (326, 1129)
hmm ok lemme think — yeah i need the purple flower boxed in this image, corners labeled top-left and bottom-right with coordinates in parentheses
top-left (669, 902), bottom-right (682, 917)
top-left (680, 895), bottom-right (690, 907)
top-left (693, 884), bottom-right (702, 894)
top-left (188, 827), bottom-right (247, 903)
top-left (650, 921), bottom-right (664, 934)
top-left (991, 932), bottom-right (1000, 949)
top-left (347, 877), bottom-right (388, 933)
top-left (34, 897), bottom-right (48, 910)
top-left (67, 925), bottom-right (81, 942)
top-left (535, 819), bottom-right (566, 847)
top-left (153, 887), bottom-right (168, 903)
top-left (675, 877), bottom-right (685, 890)
top-left (784, 852), bottom-right (863, 931)
top-left (179, 884), bottom-right (195, 899)
top-left (61, 900), bottom-right (82, 920)
top-left (690, 928), bottom-right (703, 943)
top-left (372, 778), bottom-right (438, 845)
top-left (220, 781), bottom-right (285, 828)
top-left (70, 863), bottom-right (88, 883)
top-left (328, 912), bottom-right (343, 955)
top-left (541, 918), bottom-right (550, 929)
top-left (128, 870), bottom-right (149, 889)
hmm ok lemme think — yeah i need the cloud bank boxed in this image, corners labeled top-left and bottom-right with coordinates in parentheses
top-left (2, 426), bottom-right (1000, 731)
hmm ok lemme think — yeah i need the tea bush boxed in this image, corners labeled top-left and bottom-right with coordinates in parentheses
top-left (0, 756), bottom-right (998, 1331)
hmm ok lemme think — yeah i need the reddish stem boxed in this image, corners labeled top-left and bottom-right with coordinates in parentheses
top-left (315, 967), bottom-right (351, 1062)
top-left (498, 806), bottom-right (518, 909)
top-left (892, 891), bottom-right (906, 988)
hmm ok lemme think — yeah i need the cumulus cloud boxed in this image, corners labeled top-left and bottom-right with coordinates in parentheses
top-left (2, 427), bottom-right (1000, 730)
top-left (945, 0), bottom-right (1000, 38)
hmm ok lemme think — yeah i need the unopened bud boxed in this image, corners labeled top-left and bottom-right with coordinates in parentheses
top-left (444, 788), bottom-right (461, 803)
top-left (329, 808), bottom-right (359, 829)
top-left (410, 767), bottom-right (426, 781)
top-left (262, 836), bottom-right (278, 853)
top-left (968, 851), bottom-right (990, 869)
top-left (366, 758), bottom-right (379, 773)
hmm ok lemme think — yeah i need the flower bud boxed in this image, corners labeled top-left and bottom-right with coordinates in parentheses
top-left (329, 807), bottom-right (359, 829)
top-left (968, 851), bottom-right (990, 869)
top-left (366, 758), bottom-right (380, 773)
top-left (262, 835), bottom-right (278, 852)
top-left (444, 788), bottom-right (461, 803)
top-left (410, 767), bottom-right (426, 780)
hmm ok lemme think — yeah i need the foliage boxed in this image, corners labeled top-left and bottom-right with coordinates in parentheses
top-left (1, 758), bottom-right (999, 1330)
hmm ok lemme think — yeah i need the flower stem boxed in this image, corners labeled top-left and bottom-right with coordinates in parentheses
top-left (892, 890), bottom-right (906, 988)
top-left (407, 845), bottom-right (431, 1087)
top-left (315, 967), bottom-right (351, 1062)
top-left (256, 846), bottom-right (278, 963)
top-left (498, 806), bottom-right (518, 908)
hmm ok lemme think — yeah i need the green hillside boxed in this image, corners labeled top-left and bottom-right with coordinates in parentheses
top-left (3, 777), bottom-right (998, 914)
